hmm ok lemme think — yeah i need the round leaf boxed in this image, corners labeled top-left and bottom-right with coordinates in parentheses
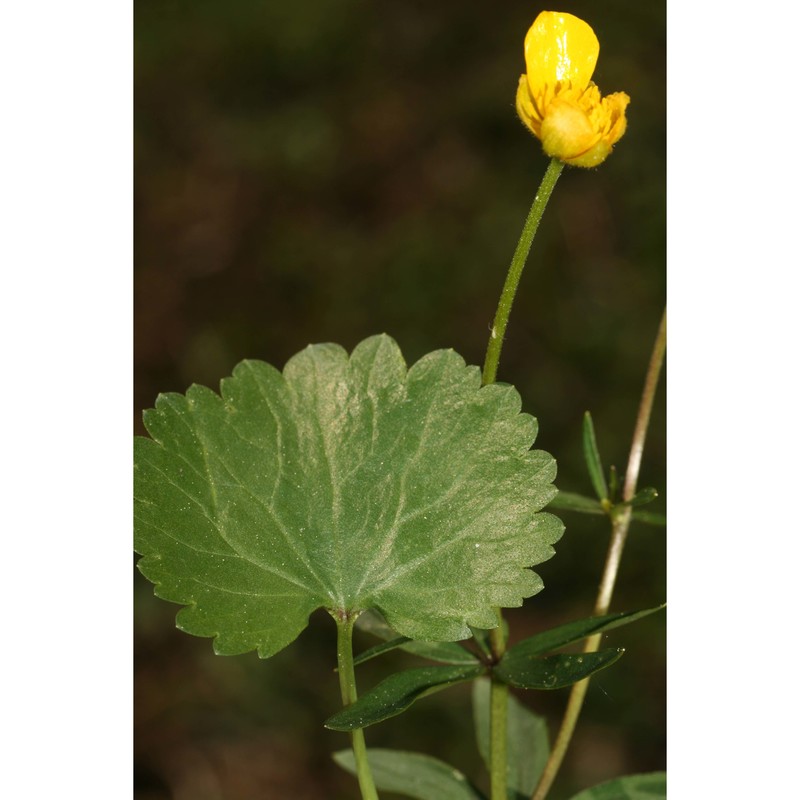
top-left (134, 335), bottom-right (563, 656)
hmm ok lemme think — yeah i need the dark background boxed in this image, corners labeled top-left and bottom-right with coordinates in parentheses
top-left (134, 1), bottom-right (665, 797)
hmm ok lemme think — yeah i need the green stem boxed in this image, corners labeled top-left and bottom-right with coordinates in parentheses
top-left (335, 611), bottom-right (379, 800)
top-left (482, 158), bottom-right (564, 800)
top-left (530, 308), bottom-right (667, 800)
top-left (489, 611), bottom-right (508, 800)
top-left (490, 680), bottom-right (509, 799)
top-left (482, 157), bottom-right (564, 386)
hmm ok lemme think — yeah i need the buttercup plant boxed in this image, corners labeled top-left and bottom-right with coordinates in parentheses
top-left (135, 9), bottom-right (665, 800)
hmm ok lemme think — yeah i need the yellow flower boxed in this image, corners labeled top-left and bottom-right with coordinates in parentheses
top-left (516, 11), bottom-right (630, 168)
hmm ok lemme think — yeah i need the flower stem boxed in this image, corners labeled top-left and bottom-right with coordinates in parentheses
top-left (530, 307), bottom-right (666, 800)
top-left (482, 158), bottom-right (564, 800)
top-left (335, 610), bottom-right (379, 800)
top-left (482, 157), bottom-right (564, 386)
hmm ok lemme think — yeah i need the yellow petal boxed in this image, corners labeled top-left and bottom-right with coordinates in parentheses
top-left (516, 75), bottom-right (542, 137)
top-left (561, 138), bottom-right (613, 169)
top-left (601, 92), bottom-right (630, 145)
top-left (524, 11), bottom-right (599, 97)
top-left (539, 90), bottom-right (631, 168)
top-left (540, 97), bottom-right (600, 162)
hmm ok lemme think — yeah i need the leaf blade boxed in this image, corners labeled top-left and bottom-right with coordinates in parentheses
top-left (354, 636), bottom-right (480, 667)
top-left (582, 412), bottom-right (608, 501)
top-left (632, 509), bottom-right (666, 526)
top-left (324, 664), bottom-right (487, 730)
top-left (333, 749), bottom-right (486, 800)
top-left (501, 606), bottom-right (665, 661)
top-left (495, 649), bottom-right (624, 690)
top-left (627, 487), bottom-right (659, 507)
top-left (566, 772), bottom-right (666, 800)
top-left (135, 335), bottom-right (563, 656)
top-left (355, 608), bottom-right (484, 666)
top-left (546, 491), bottom-right (605, 515)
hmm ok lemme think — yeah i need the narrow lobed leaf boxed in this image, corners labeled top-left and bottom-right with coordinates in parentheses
top-left (324, 664), bottom-right (487, 731)
top-left (582, 412), bottom-right (608, 501)
top-left (627, 487), bottom-right (659, 508)
top-left (356, 610), bottom-right (482, 665)
top-left (546, 491), bottom-right (605, 515)
top-left (333, 749), bottom-right (487, 800)
top-left (495, 649), bottom-right (624, 690)
top-left (469, 624), bottom-right (504, 658)
top-left (353, 636), bottom-right (413, 666)
top-left (566, 772), bottom-right (666, 800)
top-left (354, 637), bottom-right (480, 667)
top-left (608, 464), bottom-right (619, 501)
top-left (501, 606), bottom-right (665, 661)
top-left (631, 509), bottom-right (666, 526)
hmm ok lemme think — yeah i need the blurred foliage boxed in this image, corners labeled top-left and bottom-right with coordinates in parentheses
top-left (134, 1), bottom-right (665, 798)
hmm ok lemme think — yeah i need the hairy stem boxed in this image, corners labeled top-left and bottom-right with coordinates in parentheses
top-left (482, 157), bottom-right (564, 386)
top-left (483, 159), bottom-right (563, 800)
top-left (530, 308), bottom-right (666, 800)
top-left (335, 611), bottom-right (379, 800)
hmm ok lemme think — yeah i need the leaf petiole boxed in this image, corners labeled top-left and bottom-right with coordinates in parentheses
top-left (334, 610), bottom-right (379, 800)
